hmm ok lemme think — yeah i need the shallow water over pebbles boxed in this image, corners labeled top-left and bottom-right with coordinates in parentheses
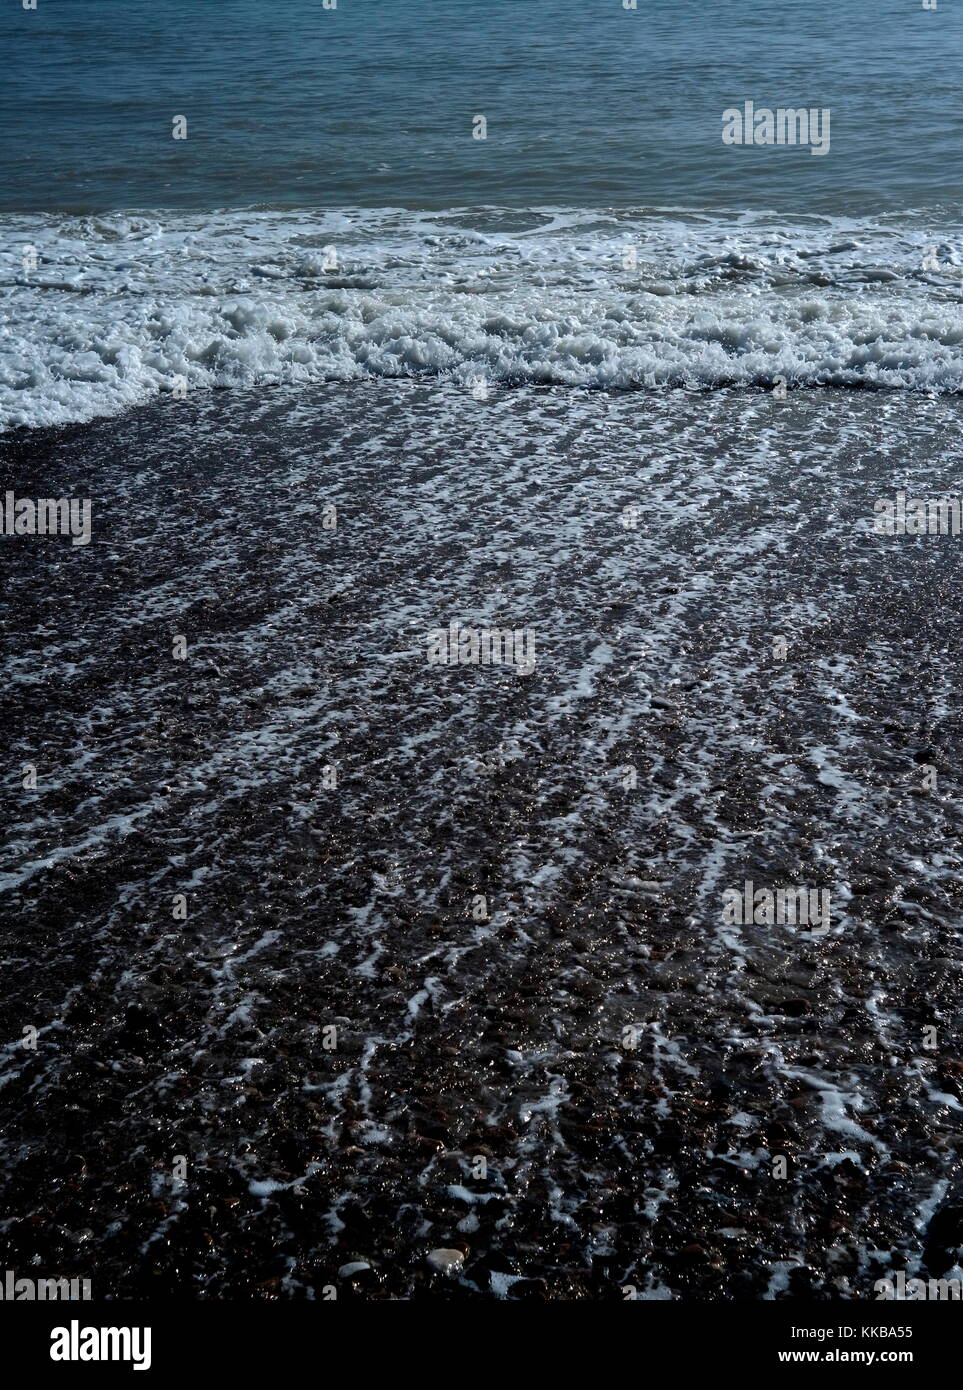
top-left (1, 381), bottom-right (963, 1298)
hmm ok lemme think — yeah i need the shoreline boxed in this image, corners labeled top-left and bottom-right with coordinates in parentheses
top-left (2, 380), bottom-right (963, 1298)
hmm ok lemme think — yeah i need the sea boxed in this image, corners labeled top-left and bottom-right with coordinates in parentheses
top-left (2, 0), bottom-right (963, 1303)
top-left (1, 0), bottom-right (962, 429)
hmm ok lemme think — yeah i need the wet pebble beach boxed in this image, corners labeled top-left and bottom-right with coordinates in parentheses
top-left (2, 380), bottom-right (963, 1299)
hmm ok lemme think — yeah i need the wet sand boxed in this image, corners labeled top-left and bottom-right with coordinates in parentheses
top-left (1, 381), bottom-right (963, 1299)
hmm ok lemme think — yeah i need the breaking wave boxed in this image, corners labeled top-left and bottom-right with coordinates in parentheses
top-left (2, 205), bottom-right (963, 430)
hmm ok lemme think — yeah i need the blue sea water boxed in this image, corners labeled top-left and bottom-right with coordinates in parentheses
top-left (2, 0), bottom-right (962, 427)
top-left (2, 0), bottom-right (961, 214)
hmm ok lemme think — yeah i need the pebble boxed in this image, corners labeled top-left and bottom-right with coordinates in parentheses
top-left (427, 1248), bottom-right (465, 1276)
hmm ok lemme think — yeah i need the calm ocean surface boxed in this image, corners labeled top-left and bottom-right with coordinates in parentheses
top-left (2, 0), bottom-right (962, 428)
top-left (2, 0), bottom-right (961, 214)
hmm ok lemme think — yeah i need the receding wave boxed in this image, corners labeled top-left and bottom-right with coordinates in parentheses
top-left (2, 206), bottom-right (963, 430)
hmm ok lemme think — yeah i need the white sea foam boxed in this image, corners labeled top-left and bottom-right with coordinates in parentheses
top-left (2, 206), bottom-right (962, 429)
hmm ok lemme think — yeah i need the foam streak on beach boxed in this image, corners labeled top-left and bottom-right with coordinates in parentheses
top-left (2, 382), bottom-right (962, 1298)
